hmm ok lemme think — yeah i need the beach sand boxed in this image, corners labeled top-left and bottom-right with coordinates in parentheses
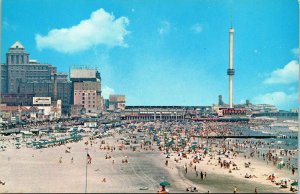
top-left (0, 132), bottom-right (297, 193)
top-left (167, 151), bottom-right (297, 193)
top-left (0, 134), bottom-right (184, 193)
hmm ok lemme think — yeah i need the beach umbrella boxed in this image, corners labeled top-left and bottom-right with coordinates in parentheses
top-left (291, 182), bottom-right (298, 186)
top-left (280, 177), bottom-right (290, 182)
top-left (160, 181), bottom-right (170, 186)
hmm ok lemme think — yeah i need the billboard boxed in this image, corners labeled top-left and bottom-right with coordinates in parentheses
top-left (109, 95), bottom-right (125, 102)
top-left (33, 97), bottom-right (51, 105)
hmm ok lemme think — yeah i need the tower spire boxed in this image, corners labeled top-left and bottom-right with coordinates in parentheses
top-left (227, 28), bottom-right (235, 108)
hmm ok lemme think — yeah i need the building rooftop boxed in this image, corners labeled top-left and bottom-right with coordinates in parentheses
top-left (0, 106), bottom-right (28, 112)
top-left (70, 69), bottom-right (97, 78)
top-left (10, 41), bottom-right (25, 49)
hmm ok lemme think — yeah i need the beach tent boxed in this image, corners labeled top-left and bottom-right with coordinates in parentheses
top-left (191, 145), bottom-right (198, 150)
top-left (145, 140), bottom-right (152, 144)
top-left (20, 131), bottom-right (34, 138)
top-left (15, 142), bottom-right (21, 149)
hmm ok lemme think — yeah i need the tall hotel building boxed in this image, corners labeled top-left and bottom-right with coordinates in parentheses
top-left (0, 41), bottom-right (72, 114)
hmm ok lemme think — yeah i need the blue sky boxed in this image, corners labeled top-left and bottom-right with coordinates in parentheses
top-left (2, 0), bottom-right (299, 110)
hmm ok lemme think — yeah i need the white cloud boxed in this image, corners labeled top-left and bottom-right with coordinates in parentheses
top-left (2, 20), bottom-right (16, 31)
top-left (191, 23), bottom-right (202, 34)
top-left (3, 20), bottom-right (9, 30)
top-left (158, 21), bottom-right (171, 35)
top-left (253, 49), bottom-right (261, 55)
top-left (102, 85), bottom-right (115, 99)
top-left (252, 91), bottom-right (298, 109)
top-left (263, 60), bottom-right (299, 84)
top-left (292, 48), bottom-right (298, 57)
top-left (35, 8), bottom-right (130, 53)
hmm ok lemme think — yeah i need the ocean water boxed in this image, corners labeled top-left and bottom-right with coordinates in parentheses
top-left (229, 124), bottom-right (298, 168)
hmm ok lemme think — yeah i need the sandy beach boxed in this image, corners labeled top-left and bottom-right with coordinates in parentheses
top-left (0, 134), bottom-right (185, 193)
top-left (167, 148), bottom-right (297, 193)
top-left (0, 122), bottom-right (298, 193)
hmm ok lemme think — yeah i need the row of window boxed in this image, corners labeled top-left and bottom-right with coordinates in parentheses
top-left (82, 101), bottom-right (96, 104)
top-left (74, 92), bottom-right (96, 96)
top-left (82, 97), bottom-right (95, 100)
top-left (8, 65), bottom-right (49, 71)
top-left (83, 105), bottom-right (96, 108)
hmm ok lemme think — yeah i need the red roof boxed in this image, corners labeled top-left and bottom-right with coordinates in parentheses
top-left (0, 106), bottom-right (28, 112)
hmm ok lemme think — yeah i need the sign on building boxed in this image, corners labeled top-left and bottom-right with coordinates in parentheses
top-left (33, 97), bottom-right (51, 105)
top-left (117, 103), bottom-right (126, 110)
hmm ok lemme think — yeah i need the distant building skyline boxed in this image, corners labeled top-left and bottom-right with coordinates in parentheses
top-left (2, 0), bottom-right (298, 110)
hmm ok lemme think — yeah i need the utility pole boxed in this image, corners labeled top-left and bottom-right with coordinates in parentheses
top-left (297, 0), bottom-right (300, 176)
top-left (85, 148), bottom-right (88, 193)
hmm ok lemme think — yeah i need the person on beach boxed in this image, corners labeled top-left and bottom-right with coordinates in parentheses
top-left (87, 154), bottom-right (92, 164)
top-left (255, 187), bottom-right (258, 193)
top-left (200, 171), bottom-right (204, 180)
top-left (233, 186), bottom-right (238, 193)
top-left (0, 180), bottom-right (5, 185)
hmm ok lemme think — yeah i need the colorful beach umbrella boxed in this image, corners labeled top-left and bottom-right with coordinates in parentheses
top-left (291, 182), bottom-right (298, 186)
top-left (160, 181), bottom-right (170, 186)
top-left (280, 178), bottom-right (290, 182)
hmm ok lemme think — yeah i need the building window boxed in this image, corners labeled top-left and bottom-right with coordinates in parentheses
top-left (21, 55), bottom-right (24, 63)
top-left (16, 55), bottom-right (19, 64)
top-left (11, 55), bottom-right (14, 64)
